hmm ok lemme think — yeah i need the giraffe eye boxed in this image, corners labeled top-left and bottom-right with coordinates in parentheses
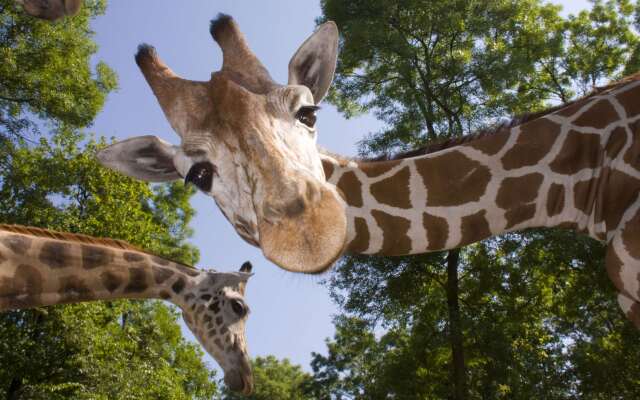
top-left (185, 162), bottom-right (215, 192)
top-left (230, 299), bottom-right (246, 317)
top-left (295, 106), bottom-right (320, 128)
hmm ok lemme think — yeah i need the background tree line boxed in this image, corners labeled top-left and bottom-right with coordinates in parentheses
top-left (0, 1), bottom-right (216, 398)
top-left (1, 0), bottom-right (640, 399)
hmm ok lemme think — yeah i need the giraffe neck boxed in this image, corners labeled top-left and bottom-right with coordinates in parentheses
top-left (323, 79), bottom-right (640, 255)
top-left (0, 226), bottom-right (202, 311)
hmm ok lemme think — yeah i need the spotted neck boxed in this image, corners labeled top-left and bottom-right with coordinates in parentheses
top-left (0, 225), bottom-right (201, 311)
top-left (322, 78), bottom-right (640, 255)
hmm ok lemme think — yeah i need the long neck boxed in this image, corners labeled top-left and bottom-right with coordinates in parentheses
top-left (323, 81), bottom-right (640, 255)
top-left (0, 226), bottom-right (201, 311)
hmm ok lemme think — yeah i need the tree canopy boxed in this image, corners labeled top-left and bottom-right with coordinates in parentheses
top-left (302, 0), bottom-right (640, 399)
top-left (0, 2), bottom-right (217, 398)
top-left (219, 356), bottom-right (314, 400)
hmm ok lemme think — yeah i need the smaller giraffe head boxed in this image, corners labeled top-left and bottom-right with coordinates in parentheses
top-left (98, 15), bottom-right (347, 274)
top-left (180, 262), bottom-right (254, 395)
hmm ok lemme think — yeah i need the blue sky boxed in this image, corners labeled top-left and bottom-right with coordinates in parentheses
top-left (90, 0), bottom-right (591, 374)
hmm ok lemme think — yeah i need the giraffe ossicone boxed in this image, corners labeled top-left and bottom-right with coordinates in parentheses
top-left (99, 15), bottom-right (640, 328)
top-left (15, 0), bottom-right (82, 21)
top-left (0, 225), bottom-right (255, 395)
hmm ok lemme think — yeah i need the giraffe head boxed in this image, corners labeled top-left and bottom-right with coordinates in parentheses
top-left (180, 261), bottom-right (254, 395)
top-left (98, 15), bottom-right (346, 273)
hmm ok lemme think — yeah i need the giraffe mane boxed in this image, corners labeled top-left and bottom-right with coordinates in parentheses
top-left (368, 71), bottom-right (640, 161)
top-left (0, 224), bottom-right (193, 268)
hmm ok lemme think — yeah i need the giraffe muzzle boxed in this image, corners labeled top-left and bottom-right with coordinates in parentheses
top-left (258, 185), bottom-right (347, 273)
top-left (224, 367), bottom-right (253, 395)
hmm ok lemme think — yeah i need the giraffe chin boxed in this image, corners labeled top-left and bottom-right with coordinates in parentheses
top-left (258, 188), bottom-right (347, 274)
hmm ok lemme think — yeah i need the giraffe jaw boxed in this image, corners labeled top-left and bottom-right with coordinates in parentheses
top-left (258, 185), bottom-right (347, 273)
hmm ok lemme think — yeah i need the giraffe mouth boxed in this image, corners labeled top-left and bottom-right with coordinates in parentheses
top-left (258, 185), bottom-right (347, 273)
top-left (224, 367), bottom-right (254, 395)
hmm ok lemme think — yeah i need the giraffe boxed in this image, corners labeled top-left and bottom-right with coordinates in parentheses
top-left (0, 224), bottom-right (254, 394)
top-left (97, 15), bottom-right (640, 329)
top-left (14, 0), bottom-right (82, 21)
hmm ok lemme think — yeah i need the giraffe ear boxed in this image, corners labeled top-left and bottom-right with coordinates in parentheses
top-left (288, 21), bottom-right (339, 104)
top-left (97, 136), bottom-right (181, 182)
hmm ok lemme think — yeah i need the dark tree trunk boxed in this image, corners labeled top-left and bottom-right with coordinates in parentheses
top-left (6, 377), bottom-right (22, 400)
top-left (446, 249), bottom-right (467, 400)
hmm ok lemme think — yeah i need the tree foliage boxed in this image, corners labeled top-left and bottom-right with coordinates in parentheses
top-left (219, 356), bottom-right (314, 400)
top-left (0, 2), bottom-right (216, 398)
top-left (309, 0), bottom-right (640, 399)
top-left (0, 0), bottom-right (116, 140)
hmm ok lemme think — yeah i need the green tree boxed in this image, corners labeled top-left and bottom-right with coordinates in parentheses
top-left (0, 131), bottom-right (216, 399)
top-left (312, 0), bottom-right (640, 399)
top-left (219, 356), bottom-right (313, 400)
top-left (0, 0), bottom-right (116, 140)
top-left (0, 1), bottom-right (216, 398)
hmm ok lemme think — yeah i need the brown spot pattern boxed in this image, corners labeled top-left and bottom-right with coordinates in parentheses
top-left (622, 209), bottom-right (640, 261)
top-left (597, 168), bottom-right (640, 230)
top-left (347, 217), bottom-right (370, 253)
top-left (176, 264), bottom-right (200, 277)
top-left (124, 252), bottom-right (145, 262)
top-left (100, 271), bottom-right (123, 292)
top-left (468, 130), bottom-right (509, 155)
top-left (81, 244), bottom-right (114, 270)
top-left (573, 99), bottom-right (619, 129)
top-left (360, 160), bottom-right (400, 178)
top-left (605, 127), bottom-right (627, 159)
top-left (0, 264), bottom-right (43, 309)
top-left (573, 179), bottom-right (597, 215)
top-left (124, 267), bottom-right (148, 293)
top-left (321, 159), bottom-right (335, 180)
top-left (151, 255), bottom-right (170, 266)
top-left (546, 183), bottom-right (565, 217)
top-left (172, 277), bottom-right (186, 294)
top-left (459, 211), bottom-right (491, 247)
top-left (423, 213), bottom-right (449, 250)
top-left (616, 84), bottom-right (640, 118)
top-left (623, 122), bottom-right (640, 169)
top-left (549, 131), bottom-right (602, 175)
top-left (501, 118), bottom-right (560, 170)
top-left (370, 166), bottom-right (412, 209)
top-left (336, 171), bottom-right (363, 208)
top-left (626, 300), bottom-right (640, 329)
top-left (496, 173), bottom-right (544, 210)
top-left (555, 98), bottom-right (591, 117)
top-left (39, 241), bottom-right (70, 269)
top-left (153, 267), bottom-right (174, 284)
top-left (416, 151), bottom-right (491, 207)
top-left (1, 234), bottom-right (32, 254)
top-left (504, 204), bottom-right (537, 229)
top-left (59, 276), bottom-right (92, 303)
top-left (606, 246), bottom-right (626, 295)
top-left (371, 210), bottom-right (411, 255)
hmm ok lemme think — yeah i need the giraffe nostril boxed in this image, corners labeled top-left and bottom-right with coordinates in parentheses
top-left (283, 197), bottom-right (306, 217)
